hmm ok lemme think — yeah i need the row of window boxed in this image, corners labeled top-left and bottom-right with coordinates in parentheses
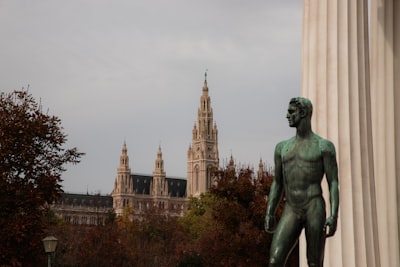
top-left (63, 215), bottom-right (105, 225)
top-left (59, 199), bottom-right (112, 208)
top-left (121, 199), bottom-right (185, 210)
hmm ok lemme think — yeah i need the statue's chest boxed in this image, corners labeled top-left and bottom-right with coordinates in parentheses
top-left (282, 140), bottom-right (321, 163)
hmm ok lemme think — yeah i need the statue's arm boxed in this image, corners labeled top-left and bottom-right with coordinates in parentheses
top-left (322, 140), bottom-right (339, 237)
top-left (265, 142), bottom-right (285, 232)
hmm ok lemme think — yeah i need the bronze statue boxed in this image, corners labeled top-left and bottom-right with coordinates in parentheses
top-left (265, 97), bottom-right (339, 267)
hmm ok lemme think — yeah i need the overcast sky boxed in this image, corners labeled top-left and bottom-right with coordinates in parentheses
top-left (0, 1), bottom-right (303, 194)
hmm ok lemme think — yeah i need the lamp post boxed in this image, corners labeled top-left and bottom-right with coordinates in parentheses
top-left (42, 235), bottom-right (58, 267)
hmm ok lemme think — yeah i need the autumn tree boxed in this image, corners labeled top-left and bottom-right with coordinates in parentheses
top-left (115, 205), bottom-right (190, 267)
top-left (0, 90), bottom-right (83, 266)
top-left (179, 166), bottom-right (298, 266)
top-left (44, 212), bottom-right (131, 267)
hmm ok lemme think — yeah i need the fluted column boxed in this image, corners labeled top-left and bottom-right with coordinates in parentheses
top-left (369, 0), bottom-right (400, 266)
top-left (301, 0), bottom-right (379, 266)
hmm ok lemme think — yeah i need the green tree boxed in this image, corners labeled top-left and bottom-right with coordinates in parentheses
top-left (0, 90), bottom-right (83, 266)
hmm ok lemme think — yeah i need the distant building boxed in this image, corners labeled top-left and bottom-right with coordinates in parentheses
top-left (53, 193), bottom-right (113, 225)
top-left (53, 74), bottom-right (220, 222)
top-left (111, 73), bottom-right (219, 216)
top-left (111, 144), bottom-right (187, 217)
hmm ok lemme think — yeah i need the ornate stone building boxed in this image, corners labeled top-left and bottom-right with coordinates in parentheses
top-left (53, 193), bottom-right (113, 225)
top-left (112, 74), bottom-right (219, 215)
top-left (53, 74), bottom-right (220, 222)
top-left (111, 144), bottom-right (187, 217)
top-left (187, 74), bottom-right (219, 197)
top-left (111, 73), bottom-right (219, 216)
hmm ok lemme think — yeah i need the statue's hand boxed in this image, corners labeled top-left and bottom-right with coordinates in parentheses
top-left (265, 214), bottom-right (275, 233)
top-left (325, 216), bottom-right (337, 237)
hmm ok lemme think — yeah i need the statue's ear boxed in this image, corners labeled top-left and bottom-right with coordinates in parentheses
top-left (299, 108), bottom-right (307, 118)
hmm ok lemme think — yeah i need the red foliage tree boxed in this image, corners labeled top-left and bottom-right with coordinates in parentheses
top-left (0, 90), bottom-right (83, 266)
top-left (179, 166), bottom-right (298, 266)
top-left (44, 164), bottom-right (298, 266)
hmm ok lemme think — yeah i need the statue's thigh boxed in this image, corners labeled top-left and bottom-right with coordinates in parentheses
top-left (304, 198), bottom-right (326, 255)
top-left (305, 198), bottom-right (326, 235)
top-left (270, 207), bottom-right (303, 259)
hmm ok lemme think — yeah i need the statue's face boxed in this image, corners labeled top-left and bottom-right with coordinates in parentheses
top-left (286, 104), bottom-right (301, 127)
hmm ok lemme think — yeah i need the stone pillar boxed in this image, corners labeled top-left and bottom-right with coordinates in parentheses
top-left (369, 0), bottom-right (400, 266)
top-left (301, 0), bottom-right (380, 266)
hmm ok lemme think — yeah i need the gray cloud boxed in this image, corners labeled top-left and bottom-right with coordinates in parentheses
top-left (0, 0), bottom-right (302, 194)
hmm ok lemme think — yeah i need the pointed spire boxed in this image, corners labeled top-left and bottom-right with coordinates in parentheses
top-left (202, 71), bottom-right (208, 93)
top-left (122, 141), bottom-right (127, 153)
top-left (119, 141), bottom-right (129, 168)
top-left (154, 145), bottom-right (164, 172)
top-left (153, 145), bottom-right (166, 196)
top-left (157, 145), bottom-right (162, 161)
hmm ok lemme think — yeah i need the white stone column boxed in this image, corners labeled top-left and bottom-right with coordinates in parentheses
top-left (369, 0), bottom-right (400, 266)
top-left (301, 0), bottom-right (380, 266)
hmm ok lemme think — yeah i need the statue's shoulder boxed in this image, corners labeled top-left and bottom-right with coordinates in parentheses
top-left (275, 137), bottom-right (294, 154)
top-left (313, 134), bottom-right (336, 154)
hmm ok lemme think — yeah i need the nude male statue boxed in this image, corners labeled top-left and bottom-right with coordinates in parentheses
top-left (265, 97), bottom-right (339, 267)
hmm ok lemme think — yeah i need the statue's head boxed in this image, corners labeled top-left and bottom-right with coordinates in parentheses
top-left (287, 97), bottom-right (313, 127)
top-left (289, 97), bottom-right (313, 118)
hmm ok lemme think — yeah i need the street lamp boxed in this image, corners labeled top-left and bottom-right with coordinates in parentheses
top-left (42, 235), bottom-right (58, 267)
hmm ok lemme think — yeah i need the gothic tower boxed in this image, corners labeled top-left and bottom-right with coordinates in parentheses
top-left (187, 73), bottom-right (219, 197)
top-left (112, 142), bottom-right (133, 216)
top-left (150, 146), bottom-right (168, 196)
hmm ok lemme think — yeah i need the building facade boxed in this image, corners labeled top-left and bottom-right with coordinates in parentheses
top-left (111, 144), bottom-right (187, 217)
top-left (53, 74), bottom-right (220, 222)
top-left (111, 73), bottom-right (219, 216)
top-left (187, 75), bottom-right (219, 197)
top-left (53, 193), bottom-right (113, 225)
